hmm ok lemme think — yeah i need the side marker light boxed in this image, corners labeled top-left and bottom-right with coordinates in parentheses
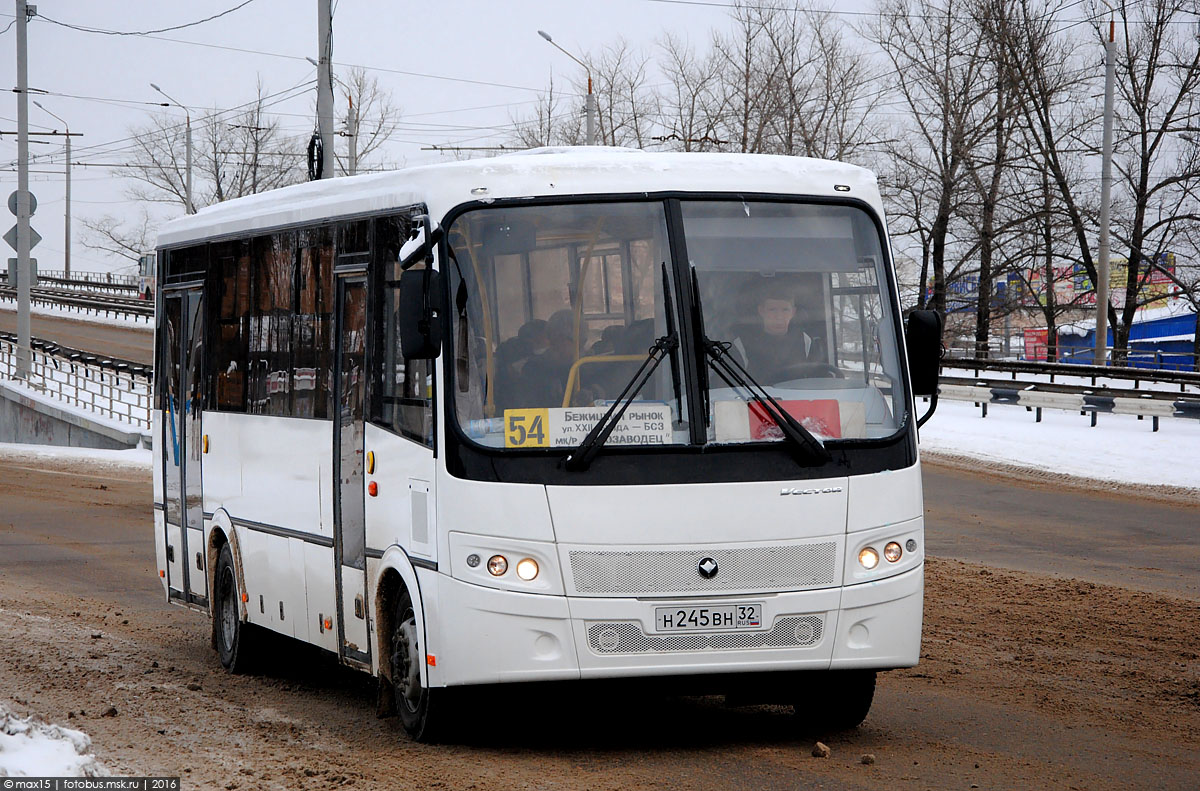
top-left (426, 655), bottom-right (437, 667)
top-left (241, 592), bottom-right (248, 603)
top-left (366, 451), bottom-right (375, 474)
top-left (159, 570), bottom-right (165, 578)
top-left (368, 481), bottom-right (378, 497)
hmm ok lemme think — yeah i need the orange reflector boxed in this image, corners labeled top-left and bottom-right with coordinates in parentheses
top-left (159, 570), bottom-right (165, 578)
top-left (366, 450), bottom-right (375, 475)
top-left (203, 434), bottom-right (209, 454)
top-left (324, 618), bottom-right (332, 630)
top-left (368, 481), bottom-right (378, 497)
top-left (426, 655), bottom-right (437, 667)
top-left (241, 592), bottom-right (248, 603)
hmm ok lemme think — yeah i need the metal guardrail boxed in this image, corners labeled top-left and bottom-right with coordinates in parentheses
top-left (941, 355), bottom-right (1200, 393)
top-left (0, 331), bottom-right (152, 430)
top-left (36, 269), bottom-right (140, 287)
top-left (0, 284), bottom-right (154, 322)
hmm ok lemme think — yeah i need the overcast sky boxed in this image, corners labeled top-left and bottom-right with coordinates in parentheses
top-left (1, 0), bottom-right (761, 273)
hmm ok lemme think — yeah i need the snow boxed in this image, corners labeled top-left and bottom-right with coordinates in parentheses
top-left (0, 298), bottom-right (153, 332)
top-left (0, 703), bottom-right (108, 777)
top-left (157, 148), bottom-right (882, 248)
top-left (921, 398), bottom-right (1200, 490)
top-left (0, 441), bottom-right (152, 471)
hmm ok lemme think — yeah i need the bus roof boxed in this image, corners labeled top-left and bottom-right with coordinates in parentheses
top-left (155, 148), bottom-right (882, 249)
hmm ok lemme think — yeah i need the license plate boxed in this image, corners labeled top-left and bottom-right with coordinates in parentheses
top-left (654, 603), bottom-right (763, 632)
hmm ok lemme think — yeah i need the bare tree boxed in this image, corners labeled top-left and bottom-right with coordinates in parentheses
top-left (866, 0), bottom-right (997, 317)
top-left (512, 73), bottom-right (584, 148)
top-left (657, 33), bottom-right (725, 151)
top-left (335, 67), bottom-right (401, 175)
top-left (1103, 0), bottom-right (1200, 359)
top-left (583, 39), bottom-right (658, 148)
top-left (79, 210), bottom-right (158, 270)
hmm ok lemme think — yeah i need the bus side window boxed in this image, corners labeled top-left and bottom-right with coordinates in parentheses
top-left (371, 212), bottom-right (434, 448)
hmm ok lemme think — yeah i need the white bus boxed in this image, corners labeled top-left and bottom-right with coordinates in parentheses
top-left (137, 252), bottom-right (156, 300)
top-left (152, 148), bottom-right (942, 741)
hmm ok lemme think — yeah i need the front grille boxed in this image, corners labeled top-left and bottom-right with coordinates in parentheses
top-left (586, 616), bottom-right (824, 654)
top-left (568, 543), bottom-right (838, 595)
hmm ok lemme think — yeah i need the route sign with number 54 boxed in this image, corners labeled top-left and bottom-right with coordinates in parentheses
top-left (504, 408), bottom-right (549, 448)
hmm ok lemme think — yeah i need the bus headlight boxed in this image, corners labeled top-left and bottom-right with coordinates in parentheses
top-left (884, 542), bottom-right (903, 563)
top-left (858, 547), bottom-right (880, 569)
top-left (515, 558), bottom-right (539, 581)
top-left (487, 555), bottom-right (508, 576)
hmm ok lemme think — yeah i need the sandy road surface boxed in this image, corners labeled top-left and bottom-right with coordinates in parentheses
top-left (0, 456), bottom-right (1197, 790)
top-left (0, 306), bottom-right (152, 364)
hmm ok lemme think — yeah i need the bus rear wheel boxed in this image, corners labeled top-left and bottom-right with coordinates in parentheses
top-left (793, 669), bottom-right (876, 733)
top-left (213, 543), bottom-right (258, 673)
top-left (391, 590), bottom-right (456, 743)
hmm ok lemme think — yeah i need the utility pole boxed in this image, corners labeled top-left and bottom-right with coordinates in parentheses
top-left (32, 102), bottom-right (79, 279)
top-left (14, 0), bottom-right (33, 379)
top-left (317, 0), bottom-right (335, 179)
top-left (1095, 18), bottom-right (1116, 366)
top-left (346, 95), bottom-right (358, 176)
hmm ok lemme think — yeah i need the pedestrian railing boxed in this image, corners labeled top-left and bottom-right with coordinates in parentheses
top-left (0, 332), bottom-right (152, 430)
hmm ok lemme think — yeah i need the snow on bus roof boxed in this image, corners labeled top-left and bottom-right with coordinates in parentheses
top-left (155, 148), bottom-right (880, 248)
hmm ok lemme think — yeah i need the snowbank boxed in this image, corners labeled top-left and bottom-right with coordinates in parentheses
top-left (921, 398), bottom-right (1200, 491)
top-left (0, 442), bottom-right (152, 472)
top-left (0, 703), bottom-right (108, 777)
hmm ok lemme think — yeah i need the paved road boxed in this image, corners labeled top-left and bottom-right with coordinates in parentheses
top-left (923, 460), bottom-right (1200, 599)
top-left (0, 453), bottom-right (1196, 790)
top-left (0, 305), bottom-right (152, 364)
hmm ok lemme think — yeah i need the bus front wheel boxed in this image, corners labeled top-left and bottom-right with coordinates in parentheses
top-left (391, 590), bottom-right (455, 742)
top-left (793, 669), bottom-right (876, 733)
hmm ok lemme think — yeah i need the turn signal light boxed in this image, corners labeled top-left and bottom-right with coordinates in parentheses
top-left (884, 542), bottom-right (903, 563)
top-left (368, 481), bottom-right (378, 497)
top-left (487, 555), bottom-right (508, 576)
top-left (366, 451), bottom-right (375, 474)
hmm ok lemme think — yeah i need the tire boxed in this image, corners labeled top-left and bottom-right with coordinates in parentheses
top-left (793, 669), bottom-right (876, 733)
top-left (391, 589), bottom-right (456, 742)
top-left (213, 543), bottom-right (258, 673)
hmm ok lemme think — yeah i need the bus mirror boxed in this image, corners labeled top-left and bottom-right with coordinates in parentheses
top-left (398, 268), bottom-right (444, 360)
top-left (905, 309), bottom-right (943, 397)
top-left (481, 218), bottom-right (536, 255)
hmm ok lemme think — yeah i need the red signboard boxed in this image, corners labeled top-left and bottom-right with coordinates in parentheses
top-left (1023, 328), bottom-right (1049, 361)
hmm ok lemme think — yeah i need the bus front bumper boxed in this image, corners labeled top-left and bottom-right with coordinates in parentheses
top-left (427, 563), bottom-right (923, 688)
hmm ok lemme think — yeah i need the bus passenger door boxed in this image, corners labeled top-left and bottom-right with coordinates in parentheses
top-left (333, 275), bottom-right (371, 667)
top-left (161, 287), bottom-right (207, 606)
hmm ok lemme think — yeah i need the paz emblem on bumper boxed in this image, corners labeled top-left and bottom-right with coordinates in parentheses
top-left (697, 557), bottom-right (718, 579)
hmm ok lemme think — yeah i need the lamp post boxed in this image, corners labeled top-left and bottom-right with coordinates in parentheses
top-left (537, 30), bottom-right (596, 145)
top-left (32, 101), bottom-right (71, 278)
top-left (150, 83), bottom-right (194, 214)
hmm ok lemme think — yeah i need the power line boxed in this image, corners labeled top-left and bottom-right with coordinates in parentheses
top-left (36, 1), bottom-right (261, 37)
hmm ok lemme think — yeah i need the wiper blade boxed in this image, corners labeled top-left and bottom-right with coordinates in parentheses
top-left (703, 339), bottom-right (832, 466)
top-left (564, 334), bottom-right (679, 472)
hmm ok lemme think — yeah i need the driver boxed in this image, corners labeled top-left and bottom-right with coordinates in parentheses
top-left (732, 284), bottom-right (820, 382)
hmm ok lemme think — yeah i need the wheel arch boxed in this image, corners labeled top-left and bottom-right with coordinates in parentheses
top-left (374, 547), bottom-right (430, 687)
top-left (206, 509), bottom-right (248, 623)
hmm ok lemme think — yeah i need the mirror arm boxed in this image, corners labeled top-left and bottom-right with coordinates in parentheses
top-left (916, 388), bottom-right (939, 429)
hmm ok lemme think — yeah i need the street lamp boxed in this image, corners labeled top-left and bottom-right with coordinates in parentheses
top-left (150, 83), bottom-right (194, 214)
top-left (32, 100), bottom-right (72, 278)
top-left (537, 30), bottom-right (596, 146)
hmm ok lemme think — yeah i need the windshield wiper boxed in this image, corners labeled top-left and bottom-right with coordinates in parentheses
top-left (688, 266), bottom-right (829, 465)
top-left (564, 334), bottom-right (679, 472)
top-left (702, 339), bottom-right (831, 465)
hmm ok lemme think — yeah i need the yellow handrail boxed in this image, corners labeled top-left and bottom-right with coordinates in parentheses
top-left (560, 354), bottom-right (648, 408)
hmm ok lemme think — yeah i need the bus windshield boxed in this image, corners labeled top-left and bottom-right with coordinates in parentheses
top-left (445, 198), bottom-right (905, 451)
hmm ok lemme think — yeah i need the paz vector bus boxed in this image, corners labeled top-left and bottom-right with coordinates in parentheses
top-left (152, 148), bottom-right (942, 741)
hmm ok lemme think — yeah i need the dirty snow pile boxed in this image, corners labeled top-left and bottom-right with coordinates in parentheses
top-left (0, 704), bottom-right (108, 777)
